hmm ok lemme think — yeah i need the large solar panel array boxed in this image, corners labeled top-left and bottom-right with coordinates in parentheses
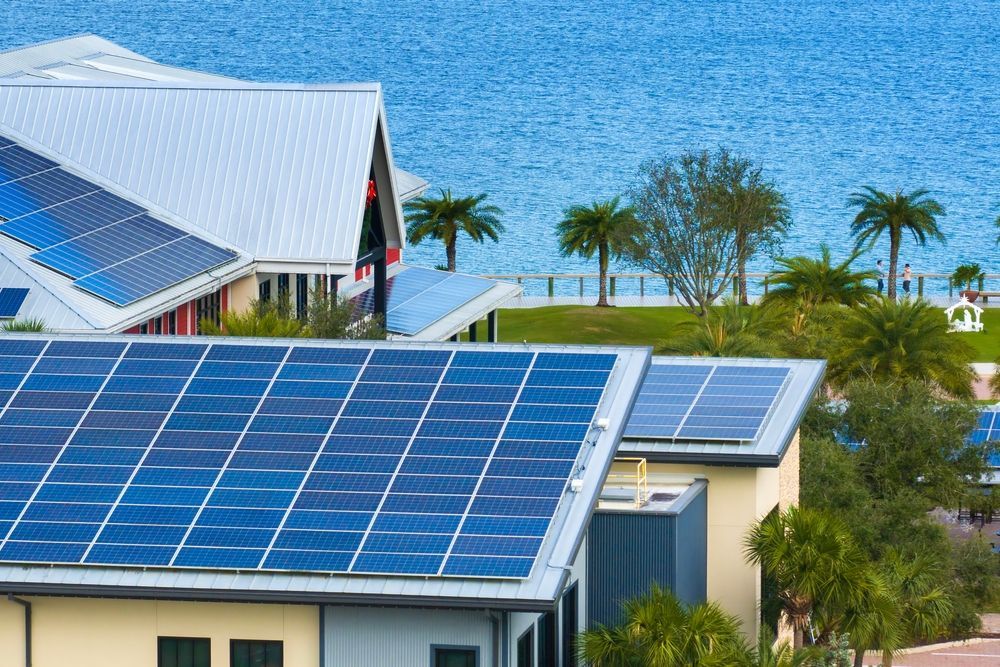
top-left (0, 338), bottom-right (616, 579)
top-left (625, 363), bottom-right (790, 441)
top-left (0, 137), bottom-right (238, 306)
top-left (352, 267), bottom-right (494, 336)
top-left (0, 288), bottom-right (29, 318)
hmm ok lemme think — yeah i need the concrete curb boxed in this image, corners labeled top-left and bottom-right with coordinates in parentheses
top-left (861, 637), bottom-right (992, 658)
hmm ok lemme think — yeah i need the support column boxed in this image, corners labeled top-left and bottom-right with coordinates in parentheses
top-left (487, 310), bottom-right (498, 343)
top-left (469, 321), bottom-right (478, 342)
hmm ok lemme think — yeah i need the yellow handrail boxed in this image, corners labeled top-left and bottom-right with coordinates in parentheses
top-left (607, 457), bottom-right (648, 508)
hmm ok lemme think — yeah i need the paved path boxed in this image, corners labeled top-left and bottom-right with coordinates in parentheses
top-left (861, 640), bottom-right (1000, 666)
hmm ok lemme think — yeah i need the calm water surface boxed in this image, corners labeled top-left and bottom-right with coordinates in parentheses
top-left (2, 1), bottom-right (998, 279)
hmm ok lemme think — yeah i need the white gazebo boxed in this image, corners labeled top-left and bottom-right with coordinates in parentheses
top-left (945, 296), bottom-right (984, 332)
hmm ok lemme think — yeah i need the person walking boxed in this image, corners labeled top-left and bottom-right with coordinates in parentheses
top-left (876, 259), bottom-right (885, 294)
top-left (902, 263), bottom-right (912, 296)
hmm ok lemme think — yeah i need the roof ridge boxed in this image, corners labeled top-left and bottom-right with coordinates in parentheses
top-left (0, 33), bottom-right (103, 57)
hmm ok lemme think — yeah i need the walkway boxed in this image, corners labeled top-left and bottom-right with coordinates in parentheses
top-left (860, 639), bottom-right (1000, 666)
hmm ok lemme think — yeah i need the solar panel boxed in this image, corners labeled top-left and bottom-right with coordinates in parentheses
top-left (0, 288), bottom-right (29, 318)
top-left (624, 363), bottom-right (790, 442)
top-left (0, 339), bottom-right (618, 580)
top-left (0, 135), bottom-right (238, 306)
top-left (970, 410), bottom-right (1000, 446)
top-left (352, 267), bottom-right (495, 335)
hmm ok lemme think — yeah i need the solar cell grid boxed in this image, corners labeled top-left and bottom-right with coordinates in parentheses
top-left (0, 340), bottom-right (617, 581)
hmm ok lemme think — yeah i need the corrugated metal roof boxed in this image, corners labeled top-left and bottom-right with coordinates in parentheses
top-left (0, 80), bottom-right (396, 272)
top-left (618, 357), bottom-right (826, 466)
top-left (0, 34), bottom-right (150, 76)
top-left (0, 335), bottom-right (651, 608)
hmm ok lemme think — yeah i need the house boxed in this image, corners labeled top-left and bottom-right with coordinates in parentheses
top-left (0, 35), bottom-right (519, 340)
top-left (0, 333), bottom-right (822, 667)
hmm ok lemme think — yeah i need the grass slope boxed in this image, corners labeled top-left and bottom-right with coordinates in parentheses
top-left (468, 305), bottom-right (1000, 362)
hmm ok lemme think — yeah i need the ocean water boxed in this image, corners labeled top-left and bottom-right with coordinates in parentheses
top-left (1, 1), bottom-right (998, 283)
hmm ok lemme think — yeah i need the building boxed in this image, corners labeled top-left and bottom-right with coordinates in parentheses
top-left (617, 356), bottom-right (825, 638)
top-left (0, 35), bottom-right (519, 340)
top-left (0, 334), bottom-right (822, 666)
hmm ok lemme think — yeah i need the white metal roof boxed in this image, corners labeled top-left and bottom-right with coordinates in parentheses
top-left (0, 335), bottom-right (651, 609)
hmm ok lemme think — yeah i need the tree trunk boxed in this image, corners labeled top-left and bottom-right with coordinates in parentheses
top-left (887, 229), bottom-right (900, 301)
top-left (882, 649), bottom-right (893, 667)
top-left (738, 257), bottom-right (749, 306)
top-left (446, 239), bottom-right (457, 273)
top-left (853, 647), bottom-right (866, 667)
top-left (597, 242), bottom-right (610, 307)
top-left (793, 627), bottom-right (803, 651)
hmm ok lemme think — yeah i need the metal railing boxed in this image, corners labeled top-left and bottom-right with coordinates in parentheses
top-left (605, 457), bottom-right (648, 509)
top-left (482, 272), bottom-right (1000, 300)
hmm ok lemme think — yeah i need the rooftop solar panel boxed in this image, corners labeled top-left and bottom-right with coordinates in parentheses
top-left (0, 135), bottom-right (238, 306)
top-left (624, 362), bottom-right (790, 442)
top-left (0, 338), bottom-right (619, 580)
top-left (0, 288), bottom-right (29, 318)
top-left (351, 266), bottom-right (495, 335)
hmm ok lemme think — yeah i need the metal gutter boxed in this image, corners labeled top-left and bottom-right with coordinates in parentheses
top-left (7, 593), bottom-right (31, 667)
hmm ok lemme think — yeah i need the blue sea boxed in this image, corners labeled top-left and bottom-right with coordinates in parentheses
top-left (2, 1), bottom-right (998, 284)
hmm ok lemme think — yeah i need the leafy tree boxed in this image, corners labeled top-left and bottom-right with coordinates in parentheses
top-left (404, 188), bottom-right (504, 272)
top-left (557, 197), bottom-right (635, 307)
top-left (847, 187), bottom-right (945, 301)
top-left (946, 536), bottom-right (1000, 636)
top-left (762, 245), bottom-right (876, 312)
top-left (621, 149), bottom-right (745, 317)
top-left (576, 584), bottom-right (749, 666)
top-left (307, 289), bottom-right (385, 340)
top-left (744, 506), bottom-right (869, 649)
top-left (200, 298), bottom-right (304, 338)
top-left (828, 299), bottom-right (975, 398)
top-left (1, 318), bottom-right (46, 332)
top-left (951, 263), bottom-right (983, 292)
top-left (659, 300), bottom-right (780, 357)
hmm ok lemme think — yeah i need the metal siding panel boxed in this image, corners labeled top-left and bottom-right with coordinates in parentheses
top-left (673, 485), bottom-right (707, 605)
top-left (586, 512), bottom-right (677, 628)
top-left (323, 606), bottom-right (492, 667)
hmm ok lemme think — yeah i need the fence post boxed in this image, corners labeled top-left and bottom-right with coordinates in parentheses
top-left (918, 275), bottom-right (924, 297)
top-left (763, 276), bottom-right (768, 296)
top-left (610, 276), bottom-right (616, 297)
top-left (547, 276), bottom-right (554, 297)
top-left (578, 277), bottom-right (584, 297)
top-left (517, 276), bottom-right (523, 286)
top-left (640, 276), bottom-right (645, 297)
top-left (948, 277), bottom-right (953, 298)
top-left (979, 275), bottom-right (985, 292)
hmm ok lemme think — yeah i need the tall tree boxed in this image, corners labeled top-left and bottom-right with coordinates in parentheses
top-left (622, 149), bottom-right (745, 316)
top-left (404, 188), bottom-right (504, 272)
top-left (847, 187), bottom-right (945, 300)
top-left (716, 155), bottom-right (790, 305)
top-left (576, 584), bottom-right (750, 666)
top-left (557, 197), bottom-right (635, 307)
top-left (744, 506), bottom-right (869, 649)
top-left (762, 245), bottom-right (876, 312)
top-left (828, 299), bottom-right (975, 399)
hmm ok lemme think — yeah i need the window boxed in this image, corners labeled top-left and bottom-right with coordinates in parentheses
top-left (230, 640), bottom-right (282, 667)
top-left (561, 583), bottom-right (578, 667)
top-left (154, 316), bottom-right (163, 335)
top-left (158, 637), bottom-right (210, 667)
top-left (138, 321), bottom-right (148, 334)
top-left (258, 279), bottom-right (271, 303)
top-left (538, 611), bottom-right (556, 667)
top-left (517, 628), bottom-right (534, 667)
top-left (169, 309), bottom-right (177, 335)
top-left (432, 646), bottom-right (478, 667)
top-left (195, 290), bottom-right (221, 334)
top-left (277, 273), bottom-right (289, 297)
top-left (296, 274), bottom-right (309, 320)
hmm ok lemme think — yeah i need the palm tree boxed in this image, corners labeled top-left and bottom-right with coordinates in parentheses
top-left (1, 318), bottom-right (46, 332)
top-left (404, 189), bottom-right (504, 272)
top-left (762, 245), bottom-right (876, 312)
top-left (557, 197), bottom-right (635, 307)
top-left (847, 187), bottom-right (945, 301)
top-left (828, 299), bottom-right (975, 399)
top-left (577, 584), bottom-right (749, 666)
top-left (748, 628), bottom-right (815, 667)
top-left (659, 300), bottom-right (780, 357)
top-left (744, 506), bottom-right (869, 650)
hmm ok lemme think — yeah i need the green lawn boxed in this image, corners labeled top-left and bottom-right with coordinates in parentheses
top-left (464, 305), bottom-right (1000, 362)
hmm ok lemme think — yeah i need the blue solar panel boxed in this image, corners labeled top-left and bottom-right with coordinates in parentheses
top-left (0, 288), bottom-right (29, 318)
top-left (351, 266), bottom-right (495, 335)
top-left (624, 363), bottom-right (790, 442)
top-left (0, 136), bottom-right (237, 306)
top-left (0, 338), bottom-right (617, 580)
top-left (970, 411), bottom-right (1000, 451)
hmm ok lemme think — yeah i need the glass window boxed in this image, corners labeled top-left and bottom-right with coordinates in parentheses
top-left (258, 279), bottom-right (271, 303)
top-left (154, 316), bottom-right (163, 335)
top-left (277, 273), bottom-right (289, 297)
top-left (561, 584), bottom-right (578, 667)
top-left (138, 321), bottom-right (148, 335)
top-left (433, 647), bottom-right (477, 667)
top-left (195, 290), bottom-right (221, 334)
top-left (169, 309), bottom-right (177, 335)
top-left (296, 274), bottom-right (309, 320)
top-left (158, 637), bottom-right (210, 667)
top-left (517, 628), bottom-right (534, 667)
top-left (538, 611), bottom-right (556, 667)
top-left (230, 640), bottom-right (282, 667)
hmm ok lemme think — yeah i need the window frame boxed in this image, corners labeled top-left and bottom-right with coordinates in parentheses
top-left (229, 638), bottom-right (283, 667)
top-left (430, 644), bottom-right (480, 667)
top-left (538, 611), bottom-right (557, 667)
top-left (561, 583), bottom-right (579, 667)
top-left (157, 636), bottom-right (211, 667)
top-left (517, 627), bottom-right (534, 667)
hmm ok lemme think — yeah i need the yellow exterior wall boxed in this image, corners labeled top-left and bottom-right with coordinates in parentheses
top-left (228, 273), bottom-right (259, 314)
top-left (612, 432), bottom-right (800, 638)
top-left (0, 596), bottom-right (318, 667)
